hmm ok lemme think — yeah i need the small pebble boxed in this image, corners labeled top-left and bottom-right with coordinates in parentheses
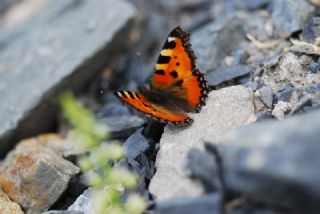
top-left (272, 101), bottom-right (292, 120)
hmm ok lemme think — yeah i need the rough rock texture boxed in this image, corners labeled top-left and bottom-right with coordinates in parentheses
top-left (149, 86), bottom-right (255, 200)
top-left (124, 128), bottom-right (150, 160)
top-left (67, 189), bottom-right (95, 214)
top-left (220, 109), bottom-right (320, 213)
top-left (0, 0), bottom-right (136, 157)
top-left (0, 134), bottom-right (80, 214)
top-left (272, 0), bottom-right (312, 38)
top-left (101, 115), bottom-right (145, 139)
top-left (156, 194), bottom-right (222, 214)
top-left (206, 65), bottom-right (252, 86)
top-left (0, 188), bottom-right (24, 214)
top-left (191, 15), bottom-right (246, 73)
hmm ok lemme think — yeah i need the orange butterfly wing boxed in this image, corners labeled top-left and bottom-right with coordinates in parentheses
top-left (150, 26), bottom-right (209, 112)
top-left (114, 91), bottom-right (192, 125)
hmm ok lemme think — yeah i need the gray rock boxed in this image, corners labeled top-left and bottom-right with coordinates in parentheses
top-left (101, 115), bottom-right (145, 139)
top-left (97, 102), bottom-right (131, 118)
top-left (272, 0), bottom-right (312, 38)
top-left (272, 101), bottom-right (292, 119)
top-left (68, 189), bottom-right (95, 214)
top-left (124, 128), bottom-right (150, 160)
top-left (206, 65), bottom-right (252, 86)
top-left (186, 148), bottom-right (221, 192)
top-left (308, 63), bottom-right (320, 74)
top-left (228, 200), bottom-right (287, 214)
top-left (192, 15), bottom-right (246, 73)
top-left (156, 194), bottom-right (222, 214)
top-left (0, 0), bottom-right (21, 14)
top-left (0, 0), bottom-right (136, 157)
top-left (244, 0), bottom-right (270, 10)
top-left (300, 17), bottom-right (320, 43)
top-left (275, 84), bottom-right (294, 102)
top-left (261, 53), bottom-right (282, 68)
top-left (289, 40), bottom-right (320, 55)
top-left (278, 52), bottom-right (306, 85)
top-left (243, 81), bottom-right (258, 91)
top-left (149, 86), bottom-right (255, 200)
top-left (220, 110), bottom-right (320, 213)
top-left (289, 95), bottom-right (313, 115)
top-left (256, 86), bottom-right (273, 108)
top-left (211, 0), bottom-right (270, 18)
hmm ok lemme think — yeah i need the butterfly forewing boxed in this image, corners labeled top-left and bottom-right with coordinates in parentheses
top-left (150, 27), bottom-right (209, 112)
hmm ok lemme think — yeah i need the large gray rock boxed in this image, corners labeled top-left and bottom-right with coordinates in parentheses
top-left (220, 109), bottom-right (320, 213)
top-left (156, 194), bottom-right (222, 214)
top-left (272, 0), bottom-right (312, 38)
top-left (0, 0), bottom-right (136, 157)
top-left (149, 86), bottom-right (255, 200)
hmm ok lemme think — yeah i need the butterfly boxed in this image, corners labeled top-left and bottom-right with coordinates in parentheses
top-left (114, 26), bottom-right (209, 125)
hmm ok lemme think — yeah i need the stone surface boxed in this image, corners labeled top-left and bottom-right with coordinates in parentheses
top-left (0, 0), bottom-right (136, 157)
top-left (149, 86), bottom-right (255, 200)
top-left (255, 86), bottom-right (273, 108)
top-left (227, 200), bottom-right (287, 214)
top-left (262, 52), bottom-right (308, 93)
top-left (206, 65), bottom-right (252, 86)
top-left (124, 128), bottom-right (150, 161)
top-left (0, 135), bottom-right (80, 214)
top-left (220, 109), bottom-right (320, 213)
top-left (272, 101), bottom-right (292, 119)
top-left (272, 0), bottom-right (312, 38)
top-left (101, 115), bottom-right (145, 139)
top-left (68, 189), bottom-right (95, 214)
top-left (0, 188), bottom-right (24, 214)
top-left (0, 0), bottom-right (22, 14)
top-left (156, 194), bottom-right (222, 214)
top-left (300, 17), bottom-right (320, 43)
top-left (308, 63), bottom-right (320, 74)
top-left (97, 102), bottom-right (131, 118)
top-left (278, 52), bottom-right (306, 84)
top-left (186, 148), bottom-right (221, 192)
top-left (275, 84), bottom-right (294, 102)
top-left (192, 15), bottom-right (246, 73)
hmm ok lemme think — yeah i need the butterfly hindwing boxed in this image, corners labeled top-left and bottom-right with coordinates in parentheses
top-left (150, 26), bottom-right (209, 112)
top-left (114, 90), bottom-right (193, 125)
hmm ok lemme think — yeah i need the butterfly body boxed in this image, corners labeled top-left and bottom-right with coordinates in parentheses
top-left (114, 27), bottom-right (209, 125)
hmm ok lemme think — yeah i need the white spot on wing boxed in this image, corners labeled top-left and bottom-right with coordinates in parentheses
top-left (168, 37), bottom-right (176, 42)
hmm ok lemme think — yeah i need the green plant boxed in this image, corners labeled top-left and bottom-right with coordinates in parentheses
top-left (60, 92), bottom-right (146, 214)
